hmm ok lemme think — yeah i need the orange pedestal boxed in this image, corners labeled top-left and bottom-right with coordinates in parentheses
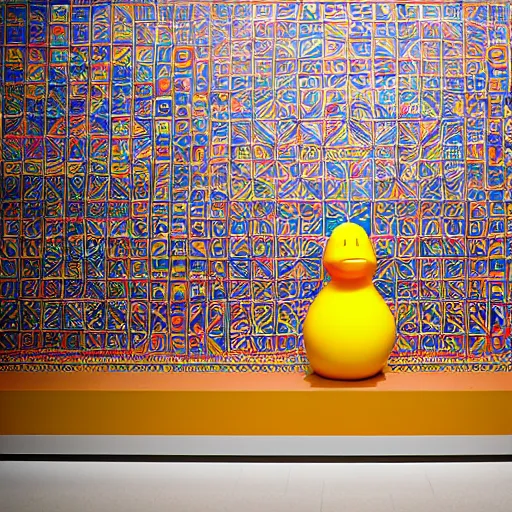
top-left (1, 372), bottom-right (511, 437)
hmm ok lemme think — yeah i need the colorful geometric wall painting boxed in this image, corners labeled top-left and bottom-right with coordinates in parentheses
top-left (0, 1), bottom-right (511, 372)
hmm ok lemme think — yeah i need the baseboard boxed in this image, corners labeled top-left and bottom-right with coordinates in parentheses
top-left (1, 435), bottom-right (511, 457)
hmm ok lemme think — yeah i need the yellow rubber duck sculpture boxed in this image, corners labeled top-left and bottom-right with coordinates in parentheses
top-left (303, 222), bottom-right (396, 380)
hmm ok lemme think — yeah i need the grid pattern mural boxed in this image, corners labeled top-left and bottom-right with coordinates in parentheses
top-left (1, 1), bottom-right (511, 372)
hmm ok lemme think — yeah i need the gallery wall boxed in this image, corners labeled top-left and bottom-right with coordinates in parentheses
top-left (0, 1), bottom-right (511, 371)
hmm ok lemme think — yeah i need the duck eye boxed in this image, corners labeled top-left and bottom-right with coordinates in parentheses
top-left (356, 239), bottom-right (359, 246)
top-left (343, 239), bottom-right (347, 246)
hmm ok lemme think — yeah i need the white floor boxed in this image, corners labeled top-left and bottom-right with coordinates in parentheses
top-left (0, 460), bottom-right (511, 512)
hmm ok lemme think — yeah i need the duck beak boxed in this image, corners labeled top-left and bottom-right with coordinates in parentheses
top-left (339, 258), bottom-right (368, 274)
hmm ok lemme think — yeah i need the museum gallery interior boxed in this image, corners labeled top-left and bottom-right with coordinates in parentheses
top-left (0, 1), bottom-right (511, 511)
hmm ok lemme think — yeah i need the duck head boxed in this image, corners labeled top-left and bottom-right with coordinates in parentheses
top-left (323, 222), bottom-right (377, 282)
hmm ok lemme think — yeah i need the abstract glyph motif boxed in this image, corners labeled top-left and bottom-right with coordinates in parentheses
top-left (0, 1), bottom-right (511, 372)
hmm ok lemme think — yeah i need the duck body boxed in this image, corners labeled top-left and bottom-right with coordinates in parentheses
top-left (303, 222), bottom-right (396, 380)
